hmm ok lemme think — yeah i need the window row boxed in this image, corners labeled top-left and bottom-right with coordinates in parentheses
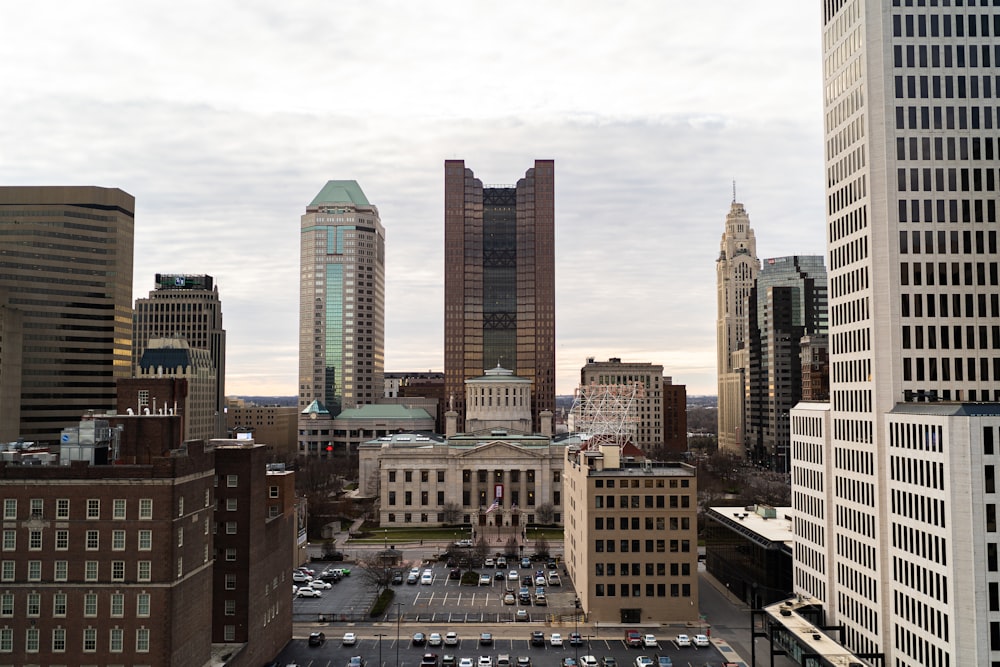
top-left (901, 356), bottom-right (1000, 385)
top-left (593, 539), bottom-right (691, 553)
top-left (594, 562), bottom-right (692, 577)
top-left (594, 478), bottom-right (690, 489)
top-left (594, 495), bottom-right (691, 509)
top-left (3, 528), bottom-right (155, 552)
top-left (593, 516), bottom-right (691, 531)
top-left (594, 582), bottom-right (691, 598)
top-left (899, 260), bottom-right (999, 286)
top-left (896, 103), bottom-right (999, 131)
top-left (0, 591), bottom-right (151, 618)
top-left (2, 498), bottom-right (153, 521)
top-left (0, 560), bottom-right (153, 583)
top-left (0, 626), bottom-right (151, 653)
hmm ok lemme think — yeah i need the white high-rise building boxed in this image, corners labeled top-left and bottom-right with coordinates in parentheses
top-left (298, 181), bottom-right (385, 430)
top-left (790, 4), bottom-right (1000, 665)
top-left (716, 198), bottom-right (760, 456)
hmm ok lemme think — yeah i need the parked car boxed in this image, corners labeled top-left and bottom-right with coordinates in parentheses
top-left (479, 574), bottom-right (492, 586)
top-left (515, 609), bottom-right (528, 621)
top-left (633, 658), bottom-right (653, 667)
top-left (421, 572), bottom-right (434, 585)
top-left (497, 557), bottom-right (507, 568)
top-left (444, 632), bottom-right (459, 646)
top-left (484, 558), bottom-right (495, 567)
top-left (503, 593), bottom-right (516, 605)
top-left (309, 579), bottom-right (332, 590)
top-left (442, 656), bottom-right (457, 667)
top-left (547, 573), bottom-right (561, 586)
top-left (292, 571), bottom-right (313, 583)
top-left (421, 654), bottom-right (440, 667)
top-left (412, 633), bottom-right (426, 646)
top-left (601, 658), bottom-right (617, 667)
top-left (693, 634), bottom-right (710, 647)
top-left (580, 657), bottom-right (598, 667)
top-left (508, 570), bottom-right (519, 580)
top-left (520, 557), bottom-right (532, 568)
top-left (642, 634), bottom-right (657, 648)
top-left (348, 657), bottom-right (366, 667)
top-left (428, 633), bottom-right (443, 647)
top-left (625, 630), bottom-right (642, 648)
top-left (655, 657), bottom-right (672, 667)
top-left (449, 569), bottom-right (461, 580)
top-left (562, 659), bottom-right (577, 667)
top-left (497, 654), bottom-right (511, 667)
top-left (516, 657), bottom-right (531, 667)
top-left (343, 632), bottom-right (357, 646)
top-left (454, 539), bottom-right (473, 547)
top-left (494, 570), bottom-right (505, 580)
top-left (478, 657), bottom-right (493, 667)
top-left (550, 633), bottom-right (563, 647)
top-left (674, 634), bottom-right (690, 648)
top-left (407, 573), bottom-right (419, 584)
top-left (459, 659), bottom-right (474, 667)
top-left (534, 593), bottom-right (547, 605)
top-left (479, 632), bottom-right (493, 646)
top-left (530, 631), bottom-right (546, 647)
top-left (392, 571), bottom-right (404, 585)
top-left (569, 632), bottom-right (583, 646)
top-left (296, 587), bottom-right (322, 598)
top-left (308, 632), bottom-right (326, 647)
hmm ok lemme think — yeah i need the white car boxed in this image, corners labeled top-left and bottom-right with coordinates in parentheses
top-left (428, 633), bottom-right (443, 647)
top-left (459, 660), bottom-right (474, 667)
top-left (580, 657), bottom-right (598, 667)
top-left (484, 558), bottom-right (495, 567)
top-left (508, 570), bottom-right (519, 580)
top-left (550, 633), bottom-right (563, 646)
top-left (296, 587), bottom-right (322, 598)
top-left (292, 571), bottom-right (313, 583)
top-left (421, 572), bottom-right (434, 585)
top-left (343, 632), bottom-right (357, 646)
top-left (444, 632), bottom-right (459, 646)
top-left (479, 574), bottom-right (492, 585)
top-left (642, 634), bottom-right (657, 648)
top-left (674, 634), bottom-right (690, 648)
top-left (693, 634), bottom-right (710, 647)
top-left (478, 657), bottom-right (493, 667)
top-left (634, 658), bottom-right (653, 667)
top-left (309, 579), bottom-right (332, 590)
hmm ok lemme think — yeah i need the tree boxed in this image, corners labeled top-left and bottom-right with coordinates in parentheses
top-left (533, 536), bottom-right (550, 560)
top-left (356, 551), bottom-right (395, 596)
top-left (441, 503), bottom-right (462, 525)
top-left (535, 503), bottom-right (555, 525)
top-left (504, 536), bottom-right (519, 557)
top-left (472, 538), bottom-right (490, 563)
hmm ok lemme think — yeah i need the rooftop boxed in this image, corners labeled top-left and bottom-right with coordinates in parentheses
top-left (310, 180), bottom-right (370, 207)
top-left (707, 505), bottom-right (794, 549)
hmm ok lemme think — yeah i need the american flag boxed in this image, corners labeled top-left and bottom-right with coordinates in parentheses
top-left (485, 497), bottom-right (500, 514)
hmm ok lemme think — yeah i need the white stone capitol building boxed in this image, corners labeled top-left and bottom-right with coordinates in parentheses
top-left (360, 366), bottom-right (578, 527)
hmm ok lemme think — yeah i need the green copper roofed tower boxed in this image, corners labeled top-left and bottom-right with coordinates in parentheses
top-left (298, 181), bottom-right (385, 456)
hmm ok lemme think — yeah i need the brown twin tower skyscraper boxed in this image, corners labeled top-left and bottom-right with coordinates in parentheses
top-left (443, 160), bottom-right (556, 433)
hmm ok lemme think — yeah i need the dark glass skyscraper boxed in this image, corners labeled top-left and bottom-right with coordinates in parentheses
top-left (444, 160), bottom-right (555, 433)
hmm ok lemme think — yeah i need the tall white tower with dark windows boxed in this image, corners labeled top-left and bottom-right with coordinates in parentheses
top-left (716, 197), bottom-right (760, 456)
top-left (790, 4), bottom-right (1000, 665)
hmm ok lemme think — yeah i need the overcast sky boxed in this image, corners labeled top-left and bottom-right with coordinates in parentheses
top-left (1, 1), bottom-right (826, 398)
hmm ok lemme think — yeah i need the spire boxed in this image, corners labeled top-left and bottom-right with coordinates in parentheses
top-left (732, 180), bottom-right (737, 203)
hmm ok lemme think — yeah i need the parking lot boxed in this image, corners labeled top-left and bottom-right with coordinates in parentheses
top-left (276, 627), bottom-right (729, 667)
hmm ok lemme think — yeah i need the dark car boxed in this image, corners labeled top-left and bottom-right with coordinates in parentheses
top-left (494, 570), bottom-right (505, 580)
top-left (479, 632), bottom-right (493, 646)
top-left (392, 571), bottom-right (404, 585)
top-left (530, 631), bottom-right (546, 647)
top-left (413, 633), bottom-right (427, 646)
top-left (442, 656), bottom-right (457, 667)
top-left (569, 633), bottom-right (583, 646)
top-left (308, 631), bottom-right (326, 647)
top-left (421, 654), bottom-right (440, 667)
top-left (348, 657), bottom-right (366, 667)
top-left (562, 659), bottom-right (578, 667)
top-left (517, 658), bottom-right (531, 667)
top-left (521, 576), bottom-right (533, 587)
top-left (449, 568), bottom-right (461, 580)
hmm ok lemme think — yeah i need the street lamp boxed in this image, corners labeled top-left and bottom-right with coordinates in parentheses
top-left (395, 602), bottom-right (403, 667)
top-left (376, 633), bottom-right (387, 667)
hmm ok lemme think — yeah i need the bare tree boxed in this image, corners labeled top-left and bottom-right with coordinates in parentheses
top-left (356, 551), bottom-right (394, 595)
top-left (473, 538), bottom-right (490, 564)
top-left (504, 536), bottom-right (519, 557)
top-left (533, 536), bottom-right (550, 560)
top-left (442, 503), bottom-right (462, 525)
top-left (535, 503), bottom-right (555, 525)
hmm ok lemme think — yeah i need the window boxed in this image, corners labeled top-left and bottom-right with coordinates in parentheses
top-left (56, 498), bottom-right (69, 518)
top-left (226, 547), bottom-right (237, 561)
top-left (1, 530), bottom-right (13, 551)
top-left (224, 624), bottom-right (236, 641)
top-left (110, 593), bottom-right (124, 617)
top-left (53, 592), bottom-right (66, 617)
top-left (0, 628), bottom-right (11, 652)
top-left (269, 485), bottom-right (279, 498)
top-left (84, 627), bottom-right (97, 652)
top-left (136, 628), bottom-right (150, 652)
top-left (1, 499), bottom-right (14, 520)
top-left (138, 561), bottom-right (151, 582)
top-left (30, 498), bottom-right (42, 518)
top-left (225, 573), bottom-right (236, 590)
top-left (225, 599), bottom-right (236, 616)
top-left (55, 530), bottom-right (69, 550)
top-left (112, 530), bottom-right (126, 551)
top-left (28, 529), bottom-right (41, 550)
top-left (51, 627), bottom-right (65, 652)
top-left (227, 474), bottom-right (238, 487)
top-left (54, 560), bottom-right (67, 581)
top-left (177, 557), bottom-right (183, 578)
top-left (226, 521), bottom-right (237, 534)
top-left (437, 470), bottom-right (445, 483)
top-left (25, 627), bottom-right (39, 653)
top-left (110, 627), bottom-right (124, 652)
top-left (84, 593), bottom-right (98, 616)
top-left (177, 527), bottom-right (184, 547)
top-left (26, 592), bottom-right (40, 616)
top-left (226, 498), bottom-right (238, 511)
top-left (1, 561), bottom-right (14, 582)
top-left (388, 471), bottom-right (396, 483)
top-left (86, 499), bottom-right (100, 519)
top-left (0, 593), bottom-right (11, 616)
top-left (85, 561), bottom-right (98, 581)
top-left (139, 530), bottom-right (152, 550)
top-left (178, 496), bottom-right (184, 516)
top-left (112, 561), bottom-right (125, 582)
top-left (137, 593), bottom-right (150, 617)
top-left (86, 530), bottom-right (99, 550)
top-left (139, 498), bottom-right (153, 519)
top-left (27, 560), bottom-right (40, 581)
top-left (205, 488), bottom-right (211, 506)
top-left (113, 499), bottom-right (126, 519)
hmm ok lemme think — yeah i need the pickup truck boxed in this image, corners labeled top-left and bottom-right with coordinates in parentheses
top-left (625, 630), bottom-right (642, 648)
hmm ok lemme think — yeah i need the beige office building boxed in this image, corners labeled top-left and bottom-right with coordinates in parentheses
top-left (564, 444), bottom-right (699, 624)
top-left (576, 358), bottom-right (664, 453)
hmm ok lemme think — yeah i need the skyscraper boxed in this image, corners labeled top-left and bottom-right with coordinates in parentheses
top-left (0, 186), bottom-right (134, 444)
top-left (298, 181), bottom-right (385, 419)
top-left (133, 274), bottom-right (226, 437)
top-left (744, 255), bottom-right (827, 471)
top-left (716, 198), bottom-right (760, 456)
top-left (444, 160), bottom-right (555, 433)
top-left (791, 5), bottom-right (1000, 664)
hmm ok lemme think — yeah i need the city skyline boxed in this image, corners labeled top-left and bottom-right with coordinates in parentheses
top-left (0, 2), bottom-right (826, 398)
